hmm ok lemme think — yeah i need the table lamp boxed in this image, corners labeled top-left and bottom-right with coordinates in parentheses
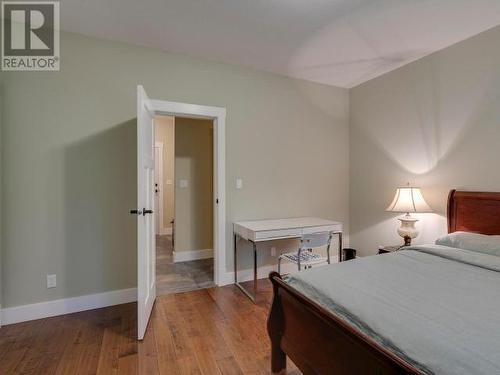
top-left (386, 184), bottom-right (432, 246)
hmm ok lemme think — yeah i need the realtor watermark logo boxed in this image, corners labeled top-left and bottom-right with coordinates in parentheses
top-left (1, 1), bottom-right (60, 71)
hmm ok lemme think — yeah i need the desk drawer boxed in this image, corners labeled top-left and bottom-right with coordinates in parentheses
top-left (302, 225), bottom-right (342, 235)
top-left (254, 228), bottom-right (302, 241)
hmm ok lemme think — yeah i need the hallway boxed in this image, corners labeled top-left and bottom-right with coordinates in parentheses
top-left (156, 235), bottom-right (214, 295)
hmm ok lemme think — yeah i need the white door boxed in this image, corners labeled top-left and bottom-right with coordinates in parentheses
top-left (135, 85), bottom-right (156, 340)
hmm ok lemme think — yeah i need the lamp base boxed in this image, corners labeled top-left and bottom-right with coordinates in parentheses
top-left (397, 214), bottom-right (419, 246)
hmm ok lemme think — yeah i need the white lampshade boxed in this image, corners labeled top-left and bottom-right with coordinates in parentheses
top-left (386, 186), bottom-right (432, 213)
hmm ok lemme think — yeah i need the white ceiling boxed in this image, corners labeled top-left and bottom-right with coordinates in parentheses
top-left (60, 0), bottom-right (500, 88)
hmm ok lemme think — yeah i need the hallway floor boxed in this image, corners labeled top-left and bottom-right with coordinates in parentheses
top-left (156, 235), bottom-right (215, 295)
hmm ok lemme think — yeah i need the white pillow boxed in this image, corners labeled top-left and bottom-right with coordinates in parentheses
top-left (435, 231), bottom-right (500, 256)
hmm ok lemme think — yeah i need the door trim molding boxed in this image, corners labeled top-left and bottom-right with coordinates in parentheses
top-left (154, 141), bottom-right (164, 235)
top-left (151, 99), bottom-right (226, 286)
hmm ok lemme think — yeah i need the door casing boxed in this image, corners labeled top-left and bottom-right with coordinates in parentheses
top-left (149, 99), bottom-right (226, 287)
top-left (154, 142), bottom-right (164, 235)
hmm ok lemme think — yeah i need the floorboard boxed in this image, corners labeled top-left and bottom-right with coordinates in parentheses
top-left (0, 280), bottom-right (301, 374)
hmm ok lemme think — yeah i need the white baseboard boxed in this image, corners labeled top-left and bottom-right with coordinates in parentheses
top-left (1, 287), bottom-right (137, 326)
top-left (218, 256), bottom-right (339, 286)
top-left (158, 226), bottom-right (172, 236)
top-left (0, 256), bottom-right (342, 325)
top-left (173, 248), bottom-right (213, 263)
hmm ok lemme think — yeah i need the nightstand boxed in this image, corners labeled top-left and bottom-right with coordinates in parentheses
top-left (378, 245), bottom-right (404, 254)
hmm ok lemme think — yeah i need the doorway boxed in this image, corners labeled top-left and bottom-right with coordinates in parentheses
top-left (154, 115), bottom-right (215, 295)
top-left (135, 86), bottom-right (226, 339)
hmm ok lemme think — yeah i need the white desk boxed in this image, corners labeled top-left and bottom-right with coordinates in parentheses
top-left (233, 217), bottom-right (343, 301)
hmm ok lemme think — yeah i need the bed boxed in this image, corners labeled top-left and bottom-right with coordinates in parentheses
top-left (267, 190), bottom-right (500, 374)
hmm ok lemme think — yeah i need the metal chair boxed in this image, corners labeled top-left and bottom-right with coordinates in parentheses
top-left (278, 231), bottom-right (333, 274)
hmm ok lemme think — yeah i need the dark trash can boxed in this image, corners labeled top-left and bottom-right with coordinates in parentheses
top-left (341, 248), bottom-right (356, 261)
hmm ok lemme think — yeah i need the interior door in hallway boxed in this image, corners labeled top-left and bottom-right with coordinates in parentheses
top-left (135, 85), bottom-right (156, 340)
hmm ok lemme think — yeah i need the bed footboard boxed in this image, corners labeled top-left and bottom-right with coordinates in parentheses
top-left (267, 272), bottom-right (420, 375)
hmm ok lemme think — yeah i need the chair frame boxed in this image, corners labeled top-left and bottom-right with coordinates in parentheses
top-left (278, 231), bottom-right (333, 274)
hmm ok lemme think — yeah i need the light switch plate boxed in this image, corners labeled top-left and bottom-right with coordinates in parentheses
top-left (47, 274), bottom-right (57, 288)
top-left (236, 178), bottom-right (243, 189)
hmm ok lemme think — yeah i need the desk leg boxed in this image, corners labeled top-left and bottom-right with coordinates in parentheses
top-left (234, 236), bottom-right (257, 302)
top-left (253, 241), bottom-right (258, 297)
top-left (338, 232), bottom-right (343, 262)
top-left (234, 233), bottom-right (238, 284)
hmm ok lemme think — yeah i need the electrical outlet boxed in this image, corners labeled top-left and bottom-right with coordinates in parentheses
top-left (271, 247), bottom-right (276, 256)
top-left (236, 178), bottom-right (243, 189)
top-left (47, 274), bottom-right (57, 288)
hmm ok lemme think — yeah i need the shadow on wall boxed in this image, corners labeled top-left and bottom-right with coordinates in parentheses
top-left (355, 59), bottom-right (500, 176)
top-left (62, 120), bottom-right (137, 297)
top-left (350, 122), bottom-right (447, 251)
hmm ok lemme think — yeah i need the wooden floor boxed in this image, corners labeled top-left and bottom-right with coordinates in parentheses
top-left (0, 280), bottom-right (301, 374)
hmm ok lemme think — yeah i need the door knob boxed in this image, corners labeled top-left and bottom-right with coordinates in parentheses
top-left (130, 208), bottom-right (153, 216)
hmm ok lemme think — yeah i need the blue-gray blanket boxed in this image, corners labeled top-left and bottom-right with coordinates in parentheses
top-left (285, 245), bottom-right (500, 375)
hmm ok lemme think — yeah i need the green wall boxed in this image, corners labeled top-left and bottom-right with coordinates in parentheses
top-left (174, 118), bottom-right (213, 254)
top-left (0, 32), bottom-right (349, 308)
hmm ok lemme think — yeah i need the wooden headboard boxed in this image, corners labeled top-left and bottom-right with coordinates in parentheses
top-left (447, 190), bottom-right (500, 234)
